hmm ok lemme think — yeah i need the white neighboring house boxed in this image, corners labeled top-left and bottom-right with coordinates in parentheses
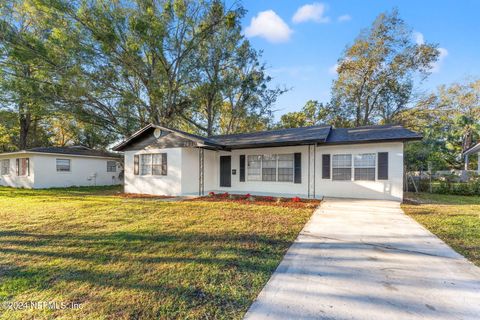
top-left (114, 124), bottom-right (422, 201)
top-left (462, 143), bottom-right (480, 173)
top-left (0, 146), bottom-right (122, 188)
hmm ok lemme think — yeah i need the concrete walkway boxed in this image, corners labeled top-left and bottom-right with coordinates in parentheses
top-left (244, 198), bottom-right (480, 320)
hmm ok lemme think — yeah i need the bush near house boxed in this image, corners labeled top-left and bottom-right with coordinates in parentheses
top-left (407, 172), bottom-right (480, 196)
top-left (0, 186), bottom-right (316, 320)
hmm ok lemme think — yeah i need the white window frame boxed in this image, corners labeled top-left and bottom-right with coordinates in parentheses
top-left (140, 153), bottom-right (166, 176)
top-left (107, 160), bottom-right (117, 172)
top-left (56, 159), bottom-right (71, 173)
top-left (16, 158), bottom-right (30, 176)
top-left (246, 153), bottom-right (295, 183)
top-left (332, 154), bottom-right (352, 181)
top-left (1, 159), bottom-right (10, 176)
top-left (354, 153), bottom-right (376, 181)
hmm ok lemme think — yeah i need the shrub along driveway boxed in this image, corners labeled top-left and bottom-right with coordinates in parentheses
top-left (0, 186), bottom-right (315, 319)
top-left (245, 198), bottom-right (480, 320)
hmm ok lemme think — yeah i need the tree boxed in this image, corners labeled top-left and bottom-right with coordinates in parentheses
top-left (399, 79), bottom-right (480, 170)
top-left (276, 100), bottom-right (351, 129)
top-left (331, 9), bottom-right (439, 127)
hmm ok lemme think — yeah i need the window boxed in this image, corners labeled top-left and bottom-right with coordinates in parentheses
top-left (262, 154), bottom-right (277, 181)
top-left (247, 155), bottom-right (262, 181)
top-left (140, 154), bottom-right (167, 176)
top-left (247, 153), bottom-right (295, 182)
top-left (16, 158), bottom-right (29, 176)
top-left (107, 161), bottom-right (117, 172)
top-left (332, 154), bottom-right (352, 181)
top-left (278, 154), bottom-right (294, 182)
top-left (354, 153), bottom-right (376, 181)
top-left (56, 159), bottom-right (71, 172)
top-left (1, 159), bottom-right (9, 175)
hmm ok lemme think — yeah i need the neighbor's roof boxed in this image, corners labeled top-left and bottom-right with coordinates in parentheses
top-left (463, 143), bottom-right (480, 156)
top-left (0, 146), bottom-right (121, 159)
top-left (114, 123), bottom-right (421, 151)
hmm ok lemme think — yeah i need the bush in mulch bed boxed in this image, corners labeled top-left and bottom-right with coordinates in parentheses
top-left (194, 192), bottom-right (321, 208)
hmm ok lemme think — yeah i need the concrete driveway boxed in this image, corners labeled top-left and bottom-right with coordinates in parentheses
top-left (245, 198), bottom-right (480, 320)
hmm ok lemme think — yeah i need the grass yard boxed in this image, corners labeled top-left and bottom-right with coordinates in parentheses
top-left (0, 186), bottom-right (316, 319)
top-left (402, 192), bottom-right (480, 266)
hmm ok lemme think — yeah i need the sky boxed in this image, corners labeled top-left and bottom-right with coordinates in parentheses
top-left (234, 0), bottom-right (480, 119)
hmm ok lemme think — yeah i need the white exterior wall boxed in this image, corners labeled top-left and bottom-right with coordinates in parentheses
top-left (0, 153), bottom-right (120, 188)
top-left (0, 154), bottom-right (34, 188)
top-left (32, 155), bottom-right (120, 188)
top-left (315, 142), bottom-right (404, 201)
top-left (181, 148), bottom-right (200, 194)
top-left (124, 148), bottom-right (182, 196)
top-left (211, 145), bottom-right (312, 198)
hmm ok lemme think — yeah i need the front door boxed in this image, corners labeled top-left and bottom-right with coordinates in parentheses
top-left (220, 156), bottom-right (231, 187)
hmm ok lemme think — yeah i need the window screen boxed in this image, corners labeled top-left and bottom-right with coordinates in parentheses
top-left (141, 154), bottom-right (152, 175)
top-left (262, 154), bottom-right (277, 181)
top-left (152, 154), bottom-right (163, 175)
top-left (247, 155), bottom-right (262, 181)
top-left (278, 154), bottom-right (294, 182)
top-left (332, 154), bottom-right (352, 181)
top-left (107, 161), bottom-right (117, 172)
top-left (56, 159), bottom-right (71, 172)
top-left (354, 153), bottom-right (376, 181)
top-left (1, 159), bottom-right (9, 175)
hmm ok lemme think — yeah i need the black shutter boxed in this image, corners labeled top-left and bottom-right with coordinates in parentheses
top-left (134, 155), bottom-right (139, 175)
top-left (16, 158), bottom-right (19, 176)
top-left (161, 153), bottom-right (168, 175)
top-left (239, 155), bottom-right (245, 182)
top-left (294, 153), bottom-right (301, 184)
top-left (26, 158), bottom-right (30, 176)
top-left (378, 152), bottom-right (388, 180)
top-left (322, 154), bottom-right (330, 179)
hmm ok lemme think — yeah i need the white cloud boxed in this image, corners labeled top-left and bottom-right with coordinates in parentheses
top-left (431, 48), bottom-right (448, 73)
top-left (328, 63), bottom-right (339, 75)
top-left (244, 10), bottom-right (293, 43)
top-left (413, 31), bottom-right (425, 45)
top-left (338, 14), bottom-right (351, 22)
top-left (292, 3), bottom-right (330, 24)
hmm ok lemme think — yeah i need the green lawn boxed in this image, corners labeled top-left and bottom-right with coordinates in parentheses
top-left (0, 186), bottom-right (315, 319)
top-left (402, 192), bottom-right (480, 266)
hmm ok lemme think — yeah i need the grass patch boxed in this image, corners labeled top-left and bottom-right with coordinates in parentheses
top-left (0, 186), bottom-right (315, 319)
top-left (402, 192), bottom-right (480, 266)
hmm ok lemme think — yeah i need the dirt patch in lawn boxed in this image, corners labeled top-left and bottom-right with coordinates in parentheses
top-left (115, 193), bottom-right (176, 200)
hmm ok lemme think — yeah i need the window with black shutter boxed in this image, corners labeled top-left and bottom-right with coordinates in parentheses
top-left (239, 155), bottom-right (245, 182)
top-left (322, 154), bottom-right (330, 179)
top-left (161, 153), bottom-right (168, 175)
top-left (378, 152), bottom-right (389, 180)
top-left (294, 153), bottom-right (301, 184)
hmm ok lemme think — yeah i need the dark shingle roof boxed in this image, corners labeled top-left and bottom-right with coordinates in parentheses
top-left (27, 146), bottom-right (121, 158)
top-left (463, 143), bottom-right (480, 156)
top-left (325, 125), bottom-right (422, 145)
top-left (113, 123), bottom-right (421, 151)
top-left (209, 125), bottom-right (332, 148)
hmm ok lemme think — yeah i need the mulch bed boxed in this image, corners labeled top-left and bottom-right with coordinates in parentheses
top-left (190, 193), bottom-right (321, 209)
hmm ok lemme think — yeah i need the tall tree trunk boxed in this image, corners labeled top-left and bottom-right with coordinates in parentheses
top-left (18, 102), bottom-right (31, 150)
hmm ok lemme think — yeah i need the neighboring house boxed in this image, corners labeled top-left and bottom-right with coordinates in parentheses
top-left (462, 143), bottom-right (480, 172)
top-left (0, 146), bottom-right (122, 189)
top-left (114, 124), bottom-right (421, 201)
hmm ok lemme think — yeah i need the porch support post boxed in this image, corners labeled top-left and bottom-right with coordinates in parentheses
top-left (478, 153), bottom-right (480, 174)
top-left (308, 144), bottom-right (316, 199)
top-left (464, 154), bottom-right (469, 171)
top-left (199, 148), bottom-right (204, 196)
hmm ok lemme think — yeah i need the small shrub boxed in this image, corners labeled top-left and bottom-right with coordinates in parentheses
top-left (208, 192), bottom-right (215, 197)
top-left (221, 192), bottom-right (229, 198)
top-left (264, 196), bottom-right (274, 202)
top-left (247, 196), bottom-right (255, 202)
top-left (292, 197), bottom-right (301, 203)
top-left (244, 193), bottom-right (251, 199)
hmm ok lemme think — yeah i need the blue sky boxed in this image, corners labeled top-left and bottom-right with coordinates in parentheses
top-left (236, 0), bottom-right (480, 119)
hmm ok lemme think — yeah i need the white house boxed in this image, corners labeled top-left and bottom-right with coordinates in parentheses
top-left (463, 143), bottom-right (480, 173)
top-left (113, 124), bottom-right (422, 201)
top-left (0, 146), bottom-right (122, 188)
